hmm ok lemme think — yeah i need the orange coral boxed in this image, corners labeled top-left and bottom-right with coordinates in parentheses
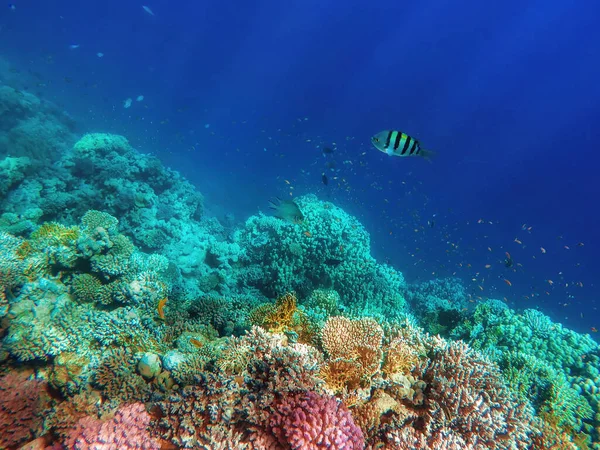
top-left (319, 358), bottom-right (363, 394)
top-left (319, 317), bottom-right (384, 394)
top-left (382, 338), bottom-right (420, 376)
top-left (321, 316), bottom-right (383, 361)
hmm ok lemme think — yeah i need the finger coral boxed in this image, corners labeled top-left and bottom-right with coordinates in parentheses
top-left (269, 390), bottom-right (364, 450)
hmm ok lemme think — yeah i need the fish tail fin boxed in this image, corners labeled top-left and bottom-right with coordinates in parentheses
top-left (419, 148), bottom-right (436, 162)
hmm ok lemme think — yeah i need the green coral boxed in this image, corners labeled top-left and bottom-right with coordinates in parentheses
top-left (73, 133), bottom-right (132, 160)
top-left (459, 302), bottom-right (600, 438)
top-left (0, 156), bottom-right (31, 196)
top-left (70, 273), bottom-right (109, 305)
top-left (234, 195), bottom-right (407, 317)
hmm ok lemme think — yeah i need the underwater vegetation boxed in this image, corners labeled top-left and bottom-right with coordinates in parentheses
top-left (1, 83), bottom-right (600, 449)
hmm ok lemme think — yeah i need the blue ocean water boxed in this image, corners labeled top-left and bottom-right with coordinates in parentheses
top-left (1, 0), bottom-right (598, 339)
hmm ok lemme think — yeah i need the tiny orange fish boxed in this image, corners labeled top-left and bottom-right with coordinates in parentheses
top-left (591, 327), bottom-right (598, 333)
top-left (514, 238), bottom-right (522, 245)
top-left (485, 264), bottom-right (491, 269)
top-left (304, 231), bottom-right (312, 237)
top-left (189, 338), bottom-right (204, 348)
top-left (157, 297), bottom-right (167, 320)
top-left (540, 247), bottom-right (546, 254)
top-left (503, 279), bottom-right (512, 287)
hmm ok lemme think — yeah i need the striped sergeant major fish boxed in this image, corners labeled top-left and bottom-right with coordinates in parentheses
top-left (371, 130), bottom-right (434, 159)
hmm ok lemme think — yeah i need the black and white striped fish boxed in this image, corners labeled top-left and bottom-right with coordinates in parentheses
top-left (371, 130), bottom-right (434, 159)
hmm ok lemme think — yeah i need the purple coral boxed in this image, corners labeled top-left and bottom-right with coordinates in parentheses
top-left (269, 391), bottom-right (364, 450)
top-left (63, 402), bottom-right (159, 449)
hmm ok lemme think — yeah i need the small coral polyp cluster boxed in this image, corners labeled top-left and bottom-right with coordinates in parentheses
top-left (1, 86), bottom-right (599, 449)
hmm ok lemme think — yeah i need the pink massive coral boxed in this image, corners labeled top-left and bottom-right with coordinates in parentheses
top-left (269, 391), bottom-right (364, 450)
top-left (63, 402), bottom-right (159, 449)
top-left (0, 370), bottom-right (51, 449)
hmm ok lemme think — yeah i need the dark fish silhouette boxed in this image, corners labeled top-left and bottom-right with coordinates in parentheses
top-left (324, 258), bottom-right (343, 267)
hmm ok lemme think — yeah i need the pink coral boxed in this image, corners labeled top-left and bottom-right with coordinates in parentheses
top-left (269, 391), bottom-right (364, 450)
top-left (63, 402), bottom-right (159, 449)
top-left (0, 371), bottom-right (50, 449)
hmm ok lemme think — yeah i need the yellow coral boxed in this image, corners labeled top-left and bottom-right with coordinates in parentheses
top-left (15, 241), bottom-right (34, 259)
top-left (319, 316), bottom-right (385, 393)
top-left (321, 316), bottom-right (383, 360)
top-left (31, 222), bottom-right (80, 246)
top-left (319, 358), bottom-right (363, 394)
top-left (382, 338), bottom-right (420, 376)
top-left (249, 293), bottom-right (319, 344)
top-left (249, 292), bottom-right (297, 333)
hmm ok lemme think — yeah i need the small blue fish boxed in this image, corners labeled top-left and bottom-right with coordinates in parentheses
top-left (69, 44), bottom-right (80, 50)
top-left (142, 5), bottom-right (155, 16)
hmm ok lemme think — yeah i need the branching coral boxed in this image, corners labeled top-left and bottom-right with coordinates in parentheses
top-left (409, 339), bottom-right (539, 449)
top-left (63, 402), bottom-right (160, 449)
top-left (93, 347), bottom-right (153, 404)
top-left (319, 316), bottom-right (384, 394)
top-left (250, 292), bottom-right (319, 344)
top-left (0, 370), bottom-right (52, 449)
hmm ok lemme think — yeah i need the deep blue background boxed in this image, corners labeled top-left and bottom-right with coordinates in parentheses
top-left (1, 0), bottom-right (599, 332)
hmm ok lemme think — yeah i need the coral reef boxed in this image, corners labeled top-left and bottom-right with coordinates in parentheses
top-left (0, 85), bottom-right (598, 449)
